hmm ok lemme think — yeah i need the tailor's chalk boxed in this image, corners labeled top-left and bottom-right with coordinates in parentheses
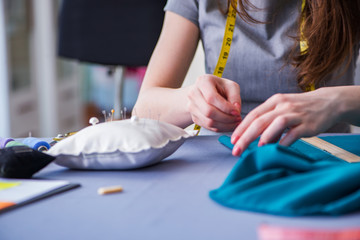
top-left (22, 137), bottom-right (51, 152)
top-left (98, 185), bottom-right (123, 195)
top-left (0, 138), bottom-right (15, 148)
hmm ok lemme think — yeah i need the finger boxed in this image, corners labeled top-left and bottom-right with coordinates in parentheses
top-left (200, 79), bottom-right (240, 116)
top-left (231, 104), bottom-right (275, 144)
top-left (233, 102), bottom-right (241, 116)
top-left (189, 86), bottom-right (241, 126)
top-left (193, 106), bottom-right (242, 129)
top-left (279, 125), bottom-right (309, 146)
top-left (222, 80), bottom-right (241, 114)
top-left (232, 110), bottom-right (280, 156)
top-left (231, 94), bottom-right (293, 144)
top-left (188, 89), bottom-right (241, 132)
top-left (259, 114), bottom-right (302, 146)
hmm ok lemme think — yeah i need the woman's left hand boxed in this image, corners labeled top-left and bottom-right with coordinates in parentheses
top-left (230, 87), bottom-right (346, 156)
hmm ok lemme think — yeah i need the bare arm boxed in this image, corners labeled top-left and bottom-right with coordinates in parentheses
top-left (133, 11), bottom-right (200, 128)
top-left (133, 11), bottom-right (242, 131)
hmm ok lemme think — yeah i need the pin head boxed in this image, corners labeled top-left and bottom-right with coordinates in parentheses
top-left (89, 117), bottom-right (100, 126)
top-left (131, 115), bottom-right (139, 123)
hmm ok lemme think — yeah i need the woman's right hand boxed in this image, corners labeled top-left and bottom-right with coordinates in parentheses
top-left (186, 74), bottom-right (242, 132)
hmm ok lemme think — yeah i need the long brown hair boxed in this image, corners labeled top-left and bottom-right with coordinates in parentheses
top-left (228, 0), bottom-right (360, 90)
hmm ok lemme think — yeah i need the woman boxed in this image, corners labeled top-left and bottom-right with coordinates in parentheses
top-left (133, 0), bottom-right (360, 156)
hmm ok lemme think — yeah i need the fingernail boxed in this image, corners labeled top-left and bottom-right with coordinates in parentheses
top-left (258, 140), bottom-right (265, 147)
top-left (232, 146), bottom-right (242, 156)
top-left (231, 135), bottom-right (239, 144)
top-left (233, 102), bottom-right (240, 109)
top-left (230, 110), bottom-right (240, 116)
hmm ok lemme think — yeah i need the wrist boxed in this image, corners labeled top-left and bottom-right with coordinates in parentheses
top-left (336, 86), bottom-right (360, 125)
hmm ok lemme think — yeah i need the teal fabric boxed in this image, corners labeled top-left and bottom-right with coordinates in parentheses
top-left (210, 135), bottom-right (360, 216)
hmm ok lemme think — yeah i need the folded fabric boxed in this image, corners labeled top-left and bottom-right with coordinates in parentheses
top-left (210, 135), bottom-right (360, 216)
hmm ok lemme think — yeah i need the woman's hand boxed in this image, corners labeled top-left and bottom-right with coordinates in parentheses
top-left (187, 74), bottom-right (242, 132)
top-left (230, 87), bottom-right (350, 156)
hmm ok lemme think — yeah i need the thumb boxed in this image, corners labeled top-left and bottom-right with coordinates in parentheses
top-left (224, 82), bottom-right (241, 116)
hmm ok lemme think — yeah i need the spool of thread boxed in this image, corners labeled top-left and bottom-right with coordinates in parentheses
top-left (5, 140), bottom-right (26, 148)
top-left (21, 137), bottom-right (51, 152)
top-left (0, 137), bottom-right (15, 148)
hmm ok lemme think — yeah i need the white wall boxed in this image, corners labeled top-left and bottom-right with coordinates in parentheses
top-left (0, 0), bottom-right (10, 137)
top-left (182, 43), bottom-right (205, 87)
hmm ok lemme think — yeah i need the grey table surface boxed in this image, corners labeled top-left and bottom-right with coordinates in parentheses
top-left (0, 135), bottom-right (359, 240)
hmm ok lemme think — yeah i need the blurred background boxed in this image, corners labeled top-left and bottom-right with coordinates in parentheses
top-left (0, 0), bottom-right (358, 138)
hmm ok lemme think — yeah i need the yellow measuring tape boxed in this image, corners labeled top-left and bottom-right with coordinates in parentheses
top-left (194, 1), bottom-right (238, 133)
top-left (299, 0), bottom-right (308, 55)
top-left (300, 0), bottom-right (315, 92)
top-left (213, 2), bottom-right (238, 77)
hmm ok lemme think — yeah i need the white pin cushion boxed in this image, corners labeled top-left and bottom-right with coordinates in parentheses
top-left (48, 117), bottom-right (197, 170)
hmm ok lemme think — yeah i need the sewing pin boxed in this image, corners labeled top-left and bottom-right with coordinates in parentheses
top-left (102, 110), bottom-right (107, 122)
top-left (111, 109), bottom-right (115, 121)
top-left (123, 107), bottom-right (127, 119)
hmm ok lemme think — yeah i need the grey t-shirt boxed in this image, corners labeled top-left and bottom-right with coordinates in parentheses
top-left (164, 0), bottom-right (359, 132)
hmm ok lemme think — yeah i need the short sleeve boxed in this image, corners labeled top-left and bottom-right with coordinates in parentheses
top-left (164, 0), bottom-right (199, 27)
